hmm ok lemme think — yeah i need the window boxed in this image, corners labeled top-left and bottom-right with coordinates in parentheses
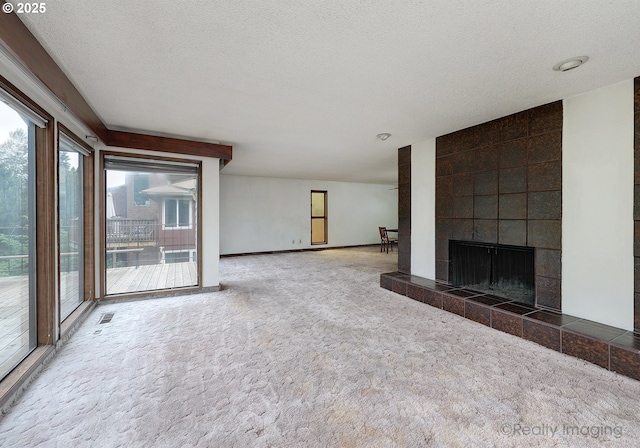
top-left (103, 153), bottom-right (200, 296)
top-left (311, 190), bottom-right (327, 244)
top-left (163, 199), bottom-right (192, 229)
top-left (58, 130), bottom-right (91, 321)
top-left (0, 91), bottom-right (42, 380)
top-left (164, 250), bottom-right (196, 264)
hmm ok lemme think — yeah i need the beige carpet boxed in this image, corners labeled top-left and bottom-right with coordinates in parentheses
top-left (1, 246), bottom-right (639, 447)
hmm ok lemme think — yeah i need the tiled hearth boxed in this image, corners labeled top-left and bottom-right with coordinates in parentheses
top-left (381, 271), bottom-right (640, 382)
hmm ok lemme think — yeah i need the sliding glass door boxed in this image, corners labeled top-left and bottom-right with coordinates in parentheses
top-left (58, 132), bottom-right (88, 321)
top-left (103, 154), bottom-right (200, 296)
top-left (0, 99), bottom-right (37, 380)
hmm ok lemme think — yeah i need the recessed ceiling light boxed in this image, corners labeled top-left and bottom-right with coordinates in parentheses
top-left (376, 133), bottom-right (391, 141)
top-left (553, 56), bottom-right (589, 72)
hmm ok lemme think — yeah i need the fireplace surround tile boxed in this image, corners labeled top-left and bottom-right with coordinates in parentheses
top-left (392, 277), bottom-right (409, 296)
top-left (474, 170), bottom-right (498, 196)
top-left (435, 239), bottom-right (449, 262)
top-left (562, 320), bottom-right (627, 342)
top-left (523, 320), bottom-right (561, 352)
top-left (453, 196), bottom-right (474, 219)
top-left (424, 289), bottom-right (444, 308)
top-left (407, 283), bottom-right (425, 303)
top-left (524, 310), bottom-right (578, 327)
top-left (451, 219), bottom-right (473, 241)
top-left (436, 219), bottom-right (452, 239)
top-left (466, 295), bottom-right (509, 306)
top-left (499, 111), bottom-right (529, 141)
top-left (491, 309), bottom-right (523, 337)
top-left (529, 101), bottom-right (563, 135)
top-left (499, 166), bottom-right (527, 194)
top-left (452, 172), bottom-right (475, 197)
top-left (561, 331), bottom-right (610, 369)
top-left (398, 253), bottom-right (411, 275)
top-left (435, 260), bottom-right (449, 282)
top-left (436, 194), bottom-right (452, 219)
top-left (527, 131), bottom-right (562, 164)
top-left (442, 294), bottom-right (465, 316)
top-left (474, 195), bottom-right (498, 219)
top-left (436, 134), bottom-right (456, 157)
top-left (445, 289), bottom-right (485, 299)
top-left (465, 301), bottom-right (492, 326)
top-left (399, 146), bottom-right (411, 165)
top-left (398, 235), bottom-right (411, 254)
top-left (635, 146), bottom-right (640, 185)
top-left (499, 193), bottom-right (527, 220)
top-left (498, 220), bottom-right (527, 246)
top-left (452, 150), bottom-right (475, 174)
top-left (475, 145), bottom-right (499, 172)
top-left (435, 101), bottom-right (563, 330)
top-left (436, 176), bottom-right (453, 198)
top-left (535, 276), bottom-right (561, 310)
top-left (499, 139), bottom-right (528, 168)
top-left (535, 249), bottom-right (561, 280)
top-left (635, 184), bottom-right (640, 219)
top-left (611, 331), bottom-right (640, 350)
top-left (380, 272), bottom-right (640, 382)
top-left (635, 222), bottom-right (640, 257)
top-left (473, 219), bottom-right (498, 243)
top-left (528, 191), bottom-right (562, 220)
top-left (528, 161), bottom-right (562, 192)
top-left (636, 293), bottom-right (640, 330)
top-left (436, 154), bottom-right (453, 177)
top-left (447, 219), bottom-right (473, 242)
top-left (527, 220), bottom-right (561, 250)
top-left (494, 302), bottom-right (536, 315)
top-left (380, 274), bottom-right (391, 290)
top-left (610, 345), bottom-right (640, 381)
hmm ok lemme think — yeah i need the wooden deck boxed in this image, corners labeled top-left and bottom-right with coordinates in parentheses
top-left (106, 261), bottom-right (198, 295)
top-left (1, 262), bottom-right (197, 377)
top-left (0, 275), bottom-right (30, 378)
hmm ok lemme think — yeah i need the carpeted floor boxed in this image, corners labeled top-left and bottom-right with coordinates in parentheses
top-left (1, 246), bottom-right (639, 447)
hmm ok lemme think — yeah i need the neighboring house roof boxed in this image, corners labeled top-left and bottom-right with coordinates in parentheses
top-left (141, 178), bottom-right (196, 198)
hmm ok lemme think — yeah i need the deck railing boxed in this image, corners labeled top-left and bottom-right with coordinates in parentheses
top-left (0, 225), bottom-right (29, 276)
top-left (106, 218), bottom-right (157, 244)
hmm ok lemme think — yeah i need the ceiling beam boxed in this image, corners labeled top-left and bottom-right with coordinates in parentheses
top-left (0, 6), bottom-right (232, 161)
top-left (107, 130), bottom-right (232, 160)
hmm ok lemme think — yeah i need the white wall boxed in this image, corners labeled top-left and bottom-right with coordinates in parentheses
top-left (219, 175), bottom-right (397, 255)
top-left (562, 80), bottom-right (634, 330)
top-left (411, 138), bottom-right (436, 278)
top-left (95, 147), bottom-right (220, 292)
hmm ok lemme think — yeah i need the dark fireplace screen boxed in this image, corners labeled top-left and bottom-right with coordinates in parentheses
top-left (449, 241), bottom-right (535, 305)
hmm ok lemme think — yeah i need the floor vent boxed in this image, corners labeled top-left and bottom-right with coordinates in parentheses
top-left (99, 313), bottom-right (115, 324)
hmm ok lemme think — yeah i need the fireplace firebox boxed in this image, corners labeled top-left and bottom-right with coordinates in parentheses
top-left (449, 240), bottom-right (535, 306)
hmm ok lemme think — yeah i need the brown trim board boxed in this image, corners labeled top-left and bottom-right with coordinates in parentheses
top-left (107, 130), bottom-right (232, 160)
top-left (0, 9), bottom-right (232, 161)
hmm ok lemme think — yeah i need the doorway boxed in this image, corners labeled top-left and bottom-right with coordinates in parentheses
top-left (311, 190), bottom-right (327, 245)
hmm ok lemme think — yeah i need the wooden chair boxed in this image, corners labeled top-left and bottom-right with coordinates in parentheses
top-left (378, 226), bottom-right (398, 254)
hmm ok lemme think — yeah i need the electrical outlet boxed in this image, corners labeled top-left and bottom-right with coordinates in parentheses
top-left (299, 239), bottom-right (302, 244)
top-left (292, 240), bottom-right (295, 244)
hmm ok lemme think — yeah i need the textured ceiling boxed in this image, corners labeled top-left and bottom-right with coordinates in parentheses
top-left (17, 0), bottom-right (640, 183)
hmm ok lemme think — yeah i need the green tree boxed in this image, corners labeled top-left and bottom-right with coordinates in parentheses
top-left (0, 127), bottom-right (30, 274)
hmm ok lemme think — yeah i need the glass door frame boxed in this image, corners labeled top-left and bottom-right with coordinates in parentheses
top-left (99, 150), bottom-right (203, 298)
top-left (57, 125), bottom-right (93, 322)
top-left (311, 190), bottom-right (328, 245)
